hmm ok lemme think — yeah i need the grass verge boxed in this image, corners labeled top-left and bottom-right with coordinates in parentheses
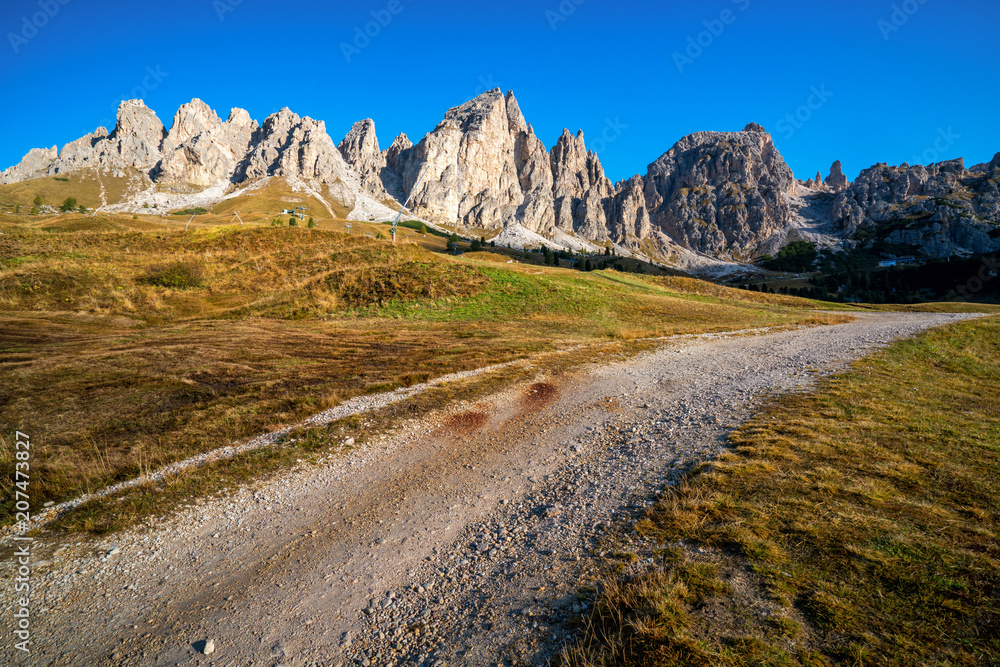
top-left (565, 316), bottom-right (1000, 666)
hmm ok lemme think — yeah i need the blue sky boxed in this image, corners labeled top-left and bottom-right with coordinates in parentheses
top-left (1, 0), bottom-right (998, 183)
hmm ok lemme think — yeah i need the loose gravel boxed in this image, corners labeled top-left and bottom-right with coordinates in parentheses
top-left (0, 311), bottom-right (982, 667)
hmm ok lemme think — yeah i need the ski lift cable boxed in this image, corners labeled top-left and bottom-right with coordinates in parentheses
top-left (391, 166), bottom-right (430, 242)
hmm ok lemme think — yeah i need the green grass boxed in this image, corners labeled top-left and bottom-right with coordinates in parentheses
top-left (388, 219), bottom-right (450, 238)
top-left (0, 216), bottom-right (852, 536)
top-left (565, 316), bottom-right (1000, 666)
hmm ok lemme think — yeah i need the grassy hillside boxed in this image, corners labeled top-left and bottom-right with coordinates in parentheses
top-left (0, 168), bottom-right (148, 212)
top-left (208, 176), bottom-right (353, 220)
top-left (0, 215), bottom-right (860, 534)
top-left (566, 316), bottom-right (1000, 666)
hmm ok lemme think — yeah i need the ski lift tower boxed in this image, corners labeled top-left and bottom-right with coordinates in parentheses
top-left (391, 167), bottom-right (430, 244)
top-left (295, 206), bottom-right (307, 222)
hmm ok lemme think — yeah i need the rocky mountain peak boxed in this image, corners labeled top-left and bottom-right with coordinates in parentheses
top-left (642, 127), bottom-right (794, 258)
top-left (162, 99), bottom-right (222, 150)
top-left (111, 99), bottom-right (166, 170)
top-left (398, 88), bottom-right (525, 227)
top-left (504, 90), bottom-right (529, 136)
top-left (380, 132), bottom-right (414, 200)
top-left (550, 128), bottom-right (612, 234)
top-left (824, 160), bottom-right (849, 191)
top-left (154, 99), bottom-right (257, 187)
top-left (831, 157), bottom-right (1000, 256)
top-left (338, 118), bottom-right (388, 198)
top-left (5, 90), bottom-right (996, 267)
top-left (0, 146), bottom-right (57, 182)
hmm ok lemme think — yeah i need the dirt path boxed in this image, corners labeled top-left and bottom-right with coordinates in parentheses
top-left (3, 312), bottom-right (981, 667)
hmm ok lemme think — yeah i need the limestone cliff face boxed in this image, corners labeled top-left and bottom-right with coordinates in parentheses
top-left (0, 145), bottom-right (57, 182)
top-left (155, 100), bottom-right (257, 186)
top-left (5, 92), bottom-right (997, 265)
top-left (0, 100), bottom-right (169, 182)
top-left (641, 124), bottom-right (795, 258)
top-left (338, 119), bottom-right (389, 199)
top-left (235, 108), bottom-right (355, 192)
top-left (110, 99), bottom-right (166, 170)
top-left (379, 89), bottom-right (624, 238)
top-left (824, 160), bottom-right (849, 191)
top-left (382, 133), bottom-right (413, 201)
top-left (397, 89), bottom-right (529, 230)
top-left (508, 95), bottom-right (556, 234)
top-left (606, 175), bottom-right (653, 246)
top-left (383, 89), bottom-right (792, 258)
top-left (550, 129), bottom-right (613, 238)
top-left (832, 158), bottom-right (1000, 256)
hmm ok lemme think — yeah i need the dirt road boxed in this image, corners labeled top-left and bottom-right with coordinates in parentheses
top-left (3, 312), bottom-right (981, 667)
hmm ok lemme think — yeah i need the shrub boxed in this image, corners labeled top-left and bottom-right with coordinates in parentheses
top-left (289, 217), bottom-right (297, 227)
top-left (145, 261), bottom-right (204, 289)
top-left (375, 232), bottom-right (386, 240)
top-left (419, 223), bottom-right (428, 234)
top-left (308, 217), bottom-right (315, 228)
top-left (33, 194), bottom-right (42, 206)
top-left (60, 197), bottom-right (77, 212)
top-left (78, 205), bottom-right (87, 214)
top-left (171, 207), bottom-right (209, 216)
top-left (13, 204), bottom-right (20, 214)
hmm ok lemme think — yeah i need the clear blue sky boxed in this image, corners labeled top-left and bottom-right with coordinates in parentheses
top-left (1, 0), bottom-right (998, 183)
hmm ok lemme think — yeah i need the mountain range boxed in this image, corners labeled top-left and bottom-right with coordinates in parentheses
top-left (3, 89), bottom-right (999, 270)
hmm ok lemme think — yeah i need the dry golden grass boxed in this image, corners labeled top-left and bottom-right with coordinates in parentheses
top-left (0, 167), bottom-right (146, 211)
top-left (0, 218), bottom-right (868, 535)
top-left (566, 316), bottom-right (1000, 666)
top-left (639, 275), bottom-right (848, 309)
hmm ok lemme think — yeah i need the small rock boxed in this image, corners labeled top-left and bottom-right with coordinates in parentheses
top-left (202, 639), bottom-right (215, 655)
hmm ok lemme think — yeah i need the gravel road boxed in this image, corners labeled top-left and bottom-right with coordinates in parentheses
top-left (1, 311), bottom-right (982, 667)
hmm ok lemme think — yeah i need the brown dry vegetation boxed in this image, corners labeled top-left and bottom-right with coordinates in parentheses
top-left (565, 316), bottom-right (1000, 666)
top-left (0, 211), bottom-right (858, 535)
